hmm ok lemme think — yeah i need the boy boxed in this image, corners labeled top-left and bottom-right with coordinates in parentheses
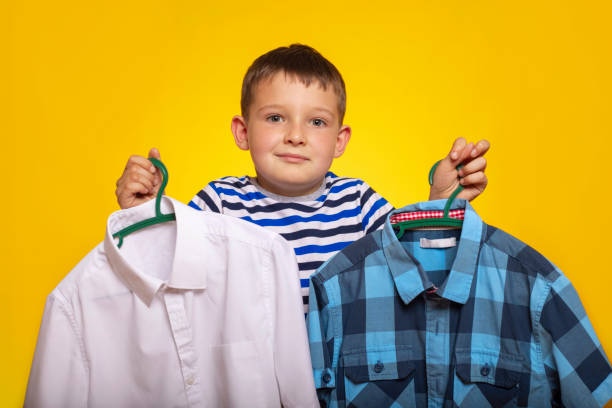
top-left (115, 44), bottom-right (489, 311)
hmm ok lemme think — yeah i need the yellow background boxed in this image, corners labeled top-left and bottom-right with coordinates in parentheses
top-left (3, 0), bottom-right (612, 405)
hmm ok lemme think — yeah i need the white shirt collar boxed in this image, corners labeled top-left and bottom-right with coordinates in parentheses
top-left (104, 196), bottom-right (207, 306)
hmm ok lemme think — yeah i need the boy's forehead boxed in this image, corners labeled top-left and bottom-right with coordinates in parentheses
top-left (258, 71), bottom-right (327, 89)
top-left (251, 72), bottom-right (337, 110)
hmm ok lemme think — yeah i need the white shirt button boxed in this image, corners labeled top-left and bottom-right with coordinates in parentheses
top-left (186, 376), bottom-right (195, 385)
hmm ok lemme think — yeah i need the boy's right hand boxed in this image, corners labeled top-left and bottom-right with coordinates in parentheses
top-left (115, 148), bottom-right (163, 209)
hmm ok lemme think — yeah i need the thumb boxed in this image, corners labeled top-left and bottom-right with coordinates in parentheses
top-left (440, 139), bottom-right (475, 177)
top-left (435, 138), bottom-right (466, 177)
top-left (147, 148), bottom-right (163, 188)
top-left (446, 137), bottom-right (467, 165)
top-left (430, 138), bottom-right (470, 190)
top-left (148, 147), bottom-right (161, 160)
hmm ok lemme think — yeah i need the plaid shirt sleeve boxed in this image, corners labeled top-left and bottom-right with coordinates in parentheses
top-left (539, 273), bottom-right (612, 407)
top-left (307, 273), bottom-right (337, 407)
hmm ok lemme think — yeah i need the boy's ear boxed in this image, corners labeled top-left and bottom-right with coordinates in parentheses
top-left (231, 115), bottom-right (249, 150)
top-left (333, 125), bottom-right (352, 158)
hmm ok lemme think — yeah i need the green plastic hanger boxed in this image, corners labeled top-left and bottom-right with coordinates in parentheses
top-left (394, 161), bottom-right (464, 239)
top-left (112, 158), bottom-right (176, 248)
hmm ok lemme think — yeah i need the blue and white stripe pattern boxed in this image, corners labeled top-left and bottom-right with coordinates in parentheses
top-left (188, 172), bottom-right (393, 311)
top-left (307, 199), bottom-right (612, 407)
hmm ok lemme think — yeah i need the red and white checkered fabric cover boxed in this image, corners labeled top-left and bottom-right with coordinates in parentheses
top-left (389, 209), bottom-right (465, 225)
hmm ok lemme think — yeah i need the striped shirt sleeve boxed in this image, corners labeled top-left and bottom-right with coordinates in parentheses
top-left (539, 274), bottom-right (612, 407)
top-left (188, 182), bottom-right (222, 213)
top-left (359, 181), bottom-right (394, 234)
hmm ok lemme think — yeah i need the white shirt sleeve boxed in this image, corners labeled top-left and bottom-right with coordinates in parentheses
top-left (269, 237), bottom-right (319, 408)
top-left (25, 292), bottom-right (88, 408)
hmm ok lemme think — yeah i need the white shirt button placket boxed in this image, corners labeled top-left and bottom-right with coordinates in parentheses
top-left (164, 290), bottom-right (203, 407)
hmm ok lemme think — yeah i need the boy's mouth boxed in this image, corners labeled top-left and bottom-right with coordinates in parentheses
top-left (275, 153), bottom-right (309, 163)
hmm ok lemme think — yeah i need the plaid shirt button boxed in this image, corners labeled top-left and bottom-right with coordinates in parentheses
top-left (322, 372), bottom-right (332, 383)
top-left (480, 364), bottom-right (490, 376)
top-left (374, 361), bottom-right (384, 373)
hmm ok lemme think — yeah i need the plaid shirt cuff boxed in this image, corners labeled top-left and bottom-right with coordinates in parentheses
top-left (314, 367), bottom-right (336, 389)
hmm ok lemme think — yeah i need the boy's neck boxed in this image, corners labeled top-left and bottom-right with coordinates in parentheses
top-left (251, 176), bottom-right (327, 200)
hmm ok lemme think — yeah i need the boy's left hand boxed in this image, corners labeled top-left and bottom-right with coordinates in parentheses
top-left (429, 138), bottom-right (490, 202)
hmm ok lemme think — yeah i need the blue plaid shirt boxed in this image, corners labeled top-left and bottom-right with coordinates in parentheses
top-left (307, 199), bottom-right (612, 407)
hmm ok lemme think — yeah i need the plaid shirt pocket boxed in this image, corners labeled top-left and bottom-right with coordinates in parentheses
top-left (453, 350), bottom-right (526, 407)
top-left (340, 344), bottom-right (416, 407)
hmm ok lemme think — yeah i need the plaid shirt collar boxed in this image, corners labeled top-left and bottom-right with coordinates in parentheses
top-left (381, 199), bottom-right (485, 305)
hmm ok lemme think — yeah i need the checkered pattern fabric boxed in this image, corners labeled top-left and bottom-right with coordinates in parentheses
top-left (389, 209), bottom-right (465, 224)
top-left (307, 199), bottom-right (612, 408)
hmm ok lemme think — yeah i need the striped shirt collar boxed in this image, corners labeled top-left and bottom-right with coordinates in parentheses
top-left (104, 196), bottom-right (208, 306)
top-left (381, 199), bottom-right (484, 305)
top-left (247, 175), bottom-right (328, 202)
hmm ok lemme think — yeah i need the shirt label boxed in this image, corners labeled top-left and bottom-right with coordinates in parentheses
top-left (420, 237), bottom-right (457, 249)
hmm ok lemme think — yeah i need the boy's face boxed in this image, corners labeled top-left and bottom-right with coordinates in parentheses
top-left (232, 72), bottom-right (351, 197)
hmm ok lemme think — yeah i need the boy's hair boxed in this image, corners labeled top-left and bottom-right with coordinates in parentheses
top-left (241, 44), bottom-right (347, 124)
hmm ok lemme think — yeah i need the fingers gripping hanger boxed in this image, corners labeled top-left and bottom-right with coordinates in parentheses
top-left (113, 158), bottom-right (176, 248)
top-left (394, 161), bottom-right (464, 239)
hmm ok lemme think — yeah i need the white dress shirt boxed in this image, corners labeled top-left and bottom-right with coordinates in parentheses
top-left (25, 197), bottom-right (318, 408)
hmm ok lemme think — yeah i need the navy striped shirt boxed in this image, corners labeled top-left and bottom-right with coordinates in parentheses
top-left (188, 172), bottom-right (394, 311)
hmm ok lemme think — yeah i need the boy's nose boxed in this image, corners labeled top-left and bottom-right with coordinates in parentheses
top-left (284, 124), bottom-right (306, 145)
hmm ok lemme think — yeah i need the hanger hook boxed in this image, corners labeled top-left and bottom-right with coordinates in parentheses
top-left (112, 158), bottom-right (174, 249)
top-left (149, 158), bottom-right (169, 217)
top-left (429, 160), bottom-right (464, 218)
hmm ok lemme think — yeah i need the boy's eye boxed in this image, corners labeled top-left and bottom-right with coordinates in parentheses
top-left (267, 114), bottom-right (283, 123)
top-left (311, 118), bottom-right (326, 127)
